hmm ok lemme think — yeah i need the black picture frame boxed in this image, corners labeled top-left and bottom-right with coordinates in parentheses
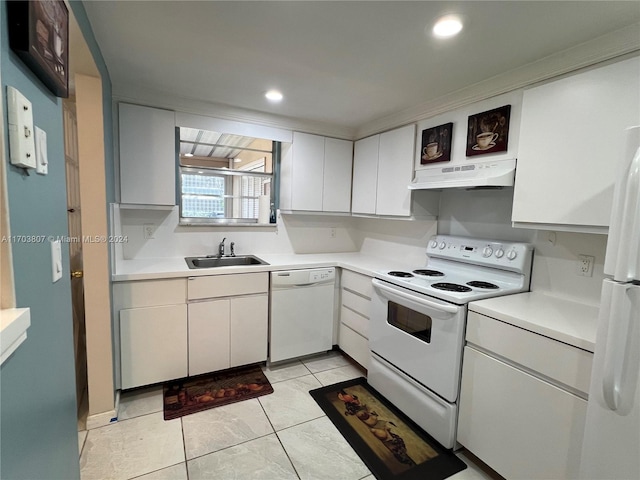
top-left (8, 0), bottom-right (69, 98)
top-left (420, 122), bottom-right (453, 165)
top-left (466, 105), bottom-right (511, 157)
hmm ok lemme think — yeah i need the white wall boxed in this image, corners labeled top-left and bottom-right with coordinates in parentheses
top-left (437, 188), bottom-right (607, 305)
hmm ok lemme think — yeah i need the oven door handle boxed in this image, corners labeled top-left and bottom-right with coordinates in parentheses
top-left (372, 279), bottom-right (460, 314)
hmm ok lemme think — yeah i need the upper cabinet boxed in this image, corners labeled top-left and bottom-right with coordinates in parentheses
top-left (352, 124), bottom-right (416, 216)
top-left (512, 56), bottom-right (640, 234)
top-left (281, 132), bottom-right (353, 213)
top-left (119, 103), bottom-right (176, 206)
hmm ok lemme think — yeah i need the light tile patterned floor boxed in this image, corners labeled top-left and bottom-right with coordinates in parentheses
top-left (79, 351), bottom-right (501, 480)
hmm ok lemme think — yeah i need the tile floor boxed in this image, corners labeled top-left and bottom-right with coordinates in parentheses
top-left (78, 352), bottom-right (501, 480)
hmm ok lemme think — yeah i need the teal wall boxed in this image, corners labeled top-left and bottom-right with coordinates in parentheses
top-left (0, 1), bottom-right (113, 478)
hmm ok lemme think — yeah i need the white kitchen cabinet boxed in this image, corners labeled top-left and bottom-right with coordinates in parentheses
top-left (376, 125), bottom-right (415, 216)
top-left (351, 135), bottom-right (379, 215)
top-left (114, 278), bottom-right (187, 390)
top-left (338, 270), bottom-right (372, 369)
top-left (352, 124), bottom-right (416, 217)
top-left (512, 56), bottom-right (640, 233)
top-left (322, 137), bottom-right (353, 213)
top-left (457, 311), bottom-right (591, 479)
top-left (188, 300), bottom-right (230, 376)
top-left (120, 304), bottom-right (188, 390)
top-left (230, 295), bottom-right (268, 367)
top-left (118, 103), bottom-right (176, 206)
top-left (187, 273), bottom-right (268, 375)
top-left (285, 132), bottom-right (353, 213)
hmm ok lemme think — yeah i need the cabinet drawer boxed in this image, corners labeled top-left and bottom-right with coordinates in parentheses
top-left (340, 306), bottom-right (369, 338)
top-left (114, 278), bottom-right (186, 309)
top-left (342, 270), bottom-right (373, 298)
top-left (188, 273), bottom-right (268, 300)
top-left (341, 290), bottom-right (371, 319)
top-left (458, 347), bottom-right (586, 479)
top-left (466, 311), bottom-right (593, 395)
top-left (339, 324), bottom-right (370, 370)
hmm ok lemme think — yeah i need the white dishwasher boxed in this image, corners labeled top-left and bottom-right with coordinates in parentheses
top-left (269, 268), bottom-right (335, 363)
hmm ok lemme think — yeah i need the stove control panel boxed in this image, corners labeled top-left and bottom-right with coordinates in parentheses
top-left (427, 235), bottom-right (533, 274)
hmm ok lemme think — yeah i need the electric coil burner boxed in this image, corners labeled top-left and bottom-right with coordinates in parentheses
top-left (388, 271), bottom-right (414, 278)
top-left (467, 281), bottom-right (499, 289)
top-left (413, 269), bottom-right (444, 277)
top-left (369, 235), bottom-right (534, 449)
top-left (432, 282), bottom-right (472, 292)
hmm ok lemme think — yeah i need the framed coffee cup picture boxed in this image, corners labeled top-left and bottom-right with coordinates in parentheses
top-left (7, 0), bottom-right (69, 98)
top-left (420, 122), bottom-right (453, 165)
top-left (466, 105), bottom-right (511, 157)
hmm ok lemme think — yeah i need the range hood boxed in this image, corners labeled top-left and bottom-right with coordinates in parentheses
top-left (409, 158), bottom-right (516, 190)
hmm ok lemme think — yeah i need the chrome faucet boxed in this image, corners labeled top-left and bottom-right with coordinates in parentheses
top-left (230, 242), bottom-right (235, 257)
top-left (218, 237), bottom-right (226, 257)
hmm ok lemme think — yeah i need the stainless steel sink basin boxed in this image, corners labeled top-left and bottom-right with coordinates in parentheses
top-left (185, 255), bottom-right (269, 269)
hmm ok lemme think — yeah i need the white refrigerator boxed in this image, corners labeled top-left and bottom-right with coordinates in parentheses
top-left (580, 126), bottom-right (640, 479)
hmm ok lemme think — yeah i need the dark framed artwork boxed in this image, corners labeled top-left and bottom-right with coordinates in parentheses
top-left (8, 0), bottom-right (69, 98)
top-left (466, 105), bottom-right (511, 157)
top-left (420, 122), bottom-right (453, 165)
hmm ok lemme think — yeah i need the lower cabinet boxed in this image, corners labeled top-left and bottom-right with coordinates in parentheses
top-left (116, 273), bottom-right (268, 390)
top-left (120, 304), bottom-right (188, 390)
top-left (187, 273), bottom-right (269, 376)
top-left (188, 294), bottom-right (268, 376)
top-left (338, 270), bottom-right (372, 369)
top-left (457, 311), bottom-right (591, 479)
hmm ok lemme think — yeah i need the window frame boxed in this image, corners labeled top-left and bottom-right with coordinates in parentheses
top-left (178, 163), bottom-right (277, 226)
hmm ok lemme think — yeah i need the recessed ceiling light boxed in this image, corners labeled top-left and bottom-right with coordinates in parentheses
top-left (432, 15), bottom-right (463, 38)
top-left (184, 153), bottom-right (194, 157)
top-left (265, 90), bottom-right (284, 102)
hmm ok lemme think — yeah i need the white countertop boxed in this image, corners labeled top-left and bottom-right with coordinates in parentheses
top-left (1, 308), bottom-right (31, 365)
top-left (469, 291), bottom-right (599, 352)
top-left (113, 252), bottom-right (412, 281)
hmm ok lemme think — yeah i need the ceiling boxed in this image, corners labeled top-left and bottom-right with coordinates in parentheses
top-left (83, 1), bottom-right (640, 131)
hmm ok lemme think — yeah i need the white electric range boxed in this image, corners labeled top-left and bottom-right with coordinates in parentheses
top-left (369, 235), bottom-right (534, 449)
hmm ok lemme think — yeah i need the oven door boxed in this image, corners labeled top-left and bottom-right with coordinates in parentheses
top-left (369, 278), bottom-right (466, 403)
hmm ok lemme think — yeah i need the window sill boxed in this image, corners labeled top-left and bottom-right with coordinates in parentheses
top-left (1, 308), bottom-right (31, 365)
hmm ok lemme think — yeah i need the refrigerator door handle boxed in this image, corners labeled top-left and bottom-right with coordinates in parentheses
top-left (602, 283), bottom-right (640, 412)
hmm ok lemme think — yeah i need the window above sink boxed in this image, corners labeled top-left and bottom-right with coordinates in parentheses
top-left (178, 127), bottom-right (280, 226)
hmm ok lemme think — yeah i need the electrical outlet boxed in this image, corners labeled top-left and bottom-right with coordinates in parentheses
top-left (330, 227), bottom-right (336, 238)
top-left (576, 254), bottom-right (594, 277)
top-left (143, 224), bottom-right (155, 240)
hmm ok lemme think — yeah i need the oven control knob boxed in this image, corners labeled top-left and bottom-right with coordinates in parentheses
top-left (439, 241), bottom-right (446, 249)
top-left (495, 248), bottom-right (505, 258)
top-left (507, 249), bottom-right (518, 261)
top-left (430, 240), bottom-right (438, 248)
top-left (482, 246), bottom-right (493, 258)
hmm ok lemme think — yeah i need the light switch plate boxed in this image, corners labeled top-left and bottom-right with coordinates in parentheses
top-left (51, 240), bottom-right (62, 283)
top-left (7, 86), bottom-right (36, 169)
top-left (35, 127), bottom-right (48, 175)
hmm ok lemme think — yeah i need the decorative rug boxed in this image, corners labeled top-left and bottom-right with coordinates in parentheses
top-left (163, 365), bottom-right (273, 420)
top-left (310, 377), bottom-right (466, 480)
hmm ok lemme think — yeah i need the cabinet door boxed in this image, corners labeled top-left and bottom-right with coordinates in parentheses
top-left (120, 304), bottom-right (187, 389)
top-left (351, 135), bottom-right (380, 214)
top-left (512, 57), bottom-right (640, 231)
top-left (230, 294), bottom-right (268, 367)
top-left (457, 347), bottom-right (587, 479)
top-left (323, 138), bottom-right (353, 213)
top-left (188, 300), bottom-right (230, 376)
top-left (291, 132), bottom-right (325, 211)
top-left (376, 124), bottom-right (415, 216)
top-left (119, 104), bottom-right (176, 205)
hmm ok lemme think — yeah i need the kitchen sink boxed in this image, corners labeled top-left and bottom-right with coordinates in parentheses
top-left (184, 255), bottom-right (269, 269)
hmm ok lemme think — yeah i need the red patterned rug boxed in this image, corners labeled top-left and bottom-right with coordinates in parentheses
top-left (163, 365), bottom-right (273, 420)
